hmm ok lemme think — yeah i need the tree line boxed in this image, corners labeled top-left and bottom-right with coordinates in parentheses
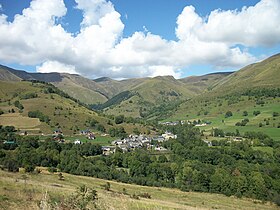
top-left (0, 125), bottom-right (280, 205)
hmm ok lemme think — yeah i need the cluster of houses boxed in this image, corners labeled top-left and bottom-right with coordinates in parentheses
top-left (102, 131), bottom-right (176, 155)
top-left (80, 129), bottom-right (95, 140)
top-left (159, 120), bottom-right (212, 127)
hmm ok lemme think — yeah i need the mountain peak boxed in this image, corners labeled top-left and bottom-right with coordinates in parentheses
top-left (94, 77), bottom-right (114, 82)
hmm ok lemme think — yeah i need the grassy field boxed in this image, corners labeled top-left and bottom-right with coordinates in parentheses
top-left (65, 135), bottom-right (115, 145)
top-left (0, 168), bottom-right (279, 210)
top-left (167, 96), bottom-right (280, 140)
top-left (0, 113), bottom-right (41, 130)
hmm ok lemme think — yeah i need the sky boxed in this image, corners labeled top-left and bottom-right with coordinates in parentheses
top-left (0, 0), bottom-right (279, 79)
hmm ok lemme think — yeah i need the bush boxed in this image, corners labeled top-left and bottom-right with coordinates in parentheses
top-left (115, 115), bottom-right (125, 124)
top-left (273, 112), bottom-right (279, 117)
top-left (25, 164), bottom-right (35, 173)
top-left (3, 158), bottom-right (19, 172)
top-left (243, 111), bottom-right (248, 116)
top-left (225, 111), bottom-right (233, 118)
top-left (48, 167), bottom-right (57, 173)
top-left (14, 100), bottom-right (24, 110)
top-left (28, 110), bottom-right (50, 123)
top-left (253, 110), bottom-right (261, 116)
top-left (138, 192), bottom-right (151, 199)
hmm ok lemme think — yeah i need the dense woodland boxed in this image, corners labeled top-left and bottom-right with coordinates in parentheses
top-left (1, 124), bottom-right (280, 205)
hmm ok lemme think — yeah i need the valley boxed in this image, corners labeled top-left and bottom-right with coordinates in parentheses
top-left (0, 54), bottom-right (280, 210)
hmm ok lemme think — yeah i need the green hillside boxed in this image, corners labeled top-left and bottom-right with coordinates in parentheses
top-left (166, 54), bottom-right (280, 140)
top-left (104, 76), bottom-right (195, 118)
top-left (179, 72), bottom-right (233, 94)
top-left (0, 168), bottom-right (278, 210)
top-left (1, 65), bottom-right (233, 111)
top-left (0, 80), bottom-right (108, 135)
top-left (0, 66), bottom-right (109, 104)
top-left (0, 80), bottom-right (147, 136)
top-left (212, 54), bottom-right (280, 92)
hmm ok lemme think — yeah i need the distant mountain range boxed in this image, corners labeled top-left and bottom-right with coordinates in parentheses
top-left (0, 65), bottom-right (232, 104)
top-left (1, 53), bottom-right (280, 119)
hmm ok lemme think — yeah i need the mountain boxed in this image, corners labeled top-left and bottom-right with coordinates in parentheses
top-left (211, 54), bottom-right (280, 93)
top-left (0, 66), bottom-right (109, 104)
top-left (1, 65), bottom-right (231, 116)
top-left (0, 65), bottom-right (21, 81)
top-left (179, 72), bottom-right (233, 93)
top-left (1, 53), bottom-right (279, 119)
top-left (101, 75), bottom-right (198, 118)
top-left (167, 54), bottom-right (280, 140)
top-left (0, 80), bottom-right (111, 135)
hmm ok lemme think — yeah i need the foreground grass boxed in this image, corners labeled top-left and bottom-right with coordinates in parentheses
top-left (0, 169), bottom-right (279, 210)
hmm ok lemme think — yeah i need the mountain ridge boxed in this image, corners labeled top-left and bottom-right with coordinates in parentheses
top-left (0, 65), bottom-right (231, 105)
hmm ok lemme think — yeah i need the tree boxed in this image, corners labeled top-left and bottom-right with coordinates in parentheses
top-left (104, 182), bottom-right (111, 191)
top-left (115, 115), bottom-right (125, 124)
top-left (25, 164), bottom-right (35, 173)
top-left (213, 128), bottom-right (224, 137)
top-left (273, 112), bottom-right (279, 117)
top-left (158, 155), bottom-right (168, 163)
top-left (248, 172), bottom-right (268, 200)
top-left (243, 111), bottom-right (248, 116)
top-left (225, 111), bottom-right (233, 118)
top-left (253, 111), bottom-right (261, 116)
top-left (3, 158), bottom-right (19, 172)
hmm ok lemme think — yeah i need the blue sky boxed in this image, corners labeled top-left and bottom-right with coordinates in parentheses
top-left (0, 0), bottom-right (279, 78)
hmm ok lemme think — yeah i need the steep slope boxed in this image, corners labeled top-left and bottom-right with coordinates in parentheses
top-left (1, 65), bottom-right (235, 108)
top-left (212, 53), bottom-right (280, 92)
top-left (167, 54), bottom-right (280, 139)
top-left (104, 76), bottom-right (195, 118)
top-left (0, 65), bottom-right (21, 81)
top-left (4, 68), bottom-right (109, 104)
top-left (0, 80), bottom-right (113, 135)
top-left (179, 72), bottom-right (233, 93)
top-left (94, 77), bottom-right (148, 97)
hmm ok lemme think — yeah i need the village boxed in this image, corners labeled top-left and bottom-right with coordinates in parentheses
top-left (49, 127), bottom-right (178, 155)
top-left (101, 131), bottom-right (177, 155)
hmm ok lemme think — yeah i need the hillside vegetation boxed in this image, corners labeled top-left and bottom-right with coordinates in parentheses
top-left (0, 80), bottom-right (147, 136)
top-left (167, 54), bottom-right (280, 140)
top-left (1, 169), bottom-right (278, 210)
top-left (212, 53), bottom-right (280, 93)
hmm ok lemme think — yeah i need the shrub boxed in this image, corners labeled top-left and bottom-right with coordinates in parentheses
top-left (273, 112), bottom-right (279, 117)
top-left (243, 111), bottom-right (248, 116)
top-left (48, 167), bottom-right (57, 173)
top-left (138, 192), bottom-right (151, 199)
top-left (25, 164), bottom-right (35, 173)
top-left (253, 111), bottom-right (261, 116)
top-left (225, 111), bottom-right (233, 118)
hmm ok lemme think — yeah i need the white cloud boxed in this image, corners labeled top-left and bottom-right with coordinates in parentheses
top-left (76, 0), bottom-right (115, 27)
top-left (36, 60), bottom-right (77, 74)
top-left (0, 0), bottom-right (279, 79)
top-left (176, 0), bottom-right (280, 46)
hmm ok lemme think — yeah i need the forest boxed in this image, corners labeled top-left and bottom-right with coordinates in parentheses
top-left (0, 124), bottom-right (280, 205)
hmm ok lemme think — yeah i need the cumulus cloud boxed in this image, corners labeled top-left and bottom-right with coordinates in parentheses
top-left (36, 61), bottom-right (77, 74)
top-left (0, 0), bottom-right (279, 79)
top-left (176, 0), bottom-right (280, 46)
